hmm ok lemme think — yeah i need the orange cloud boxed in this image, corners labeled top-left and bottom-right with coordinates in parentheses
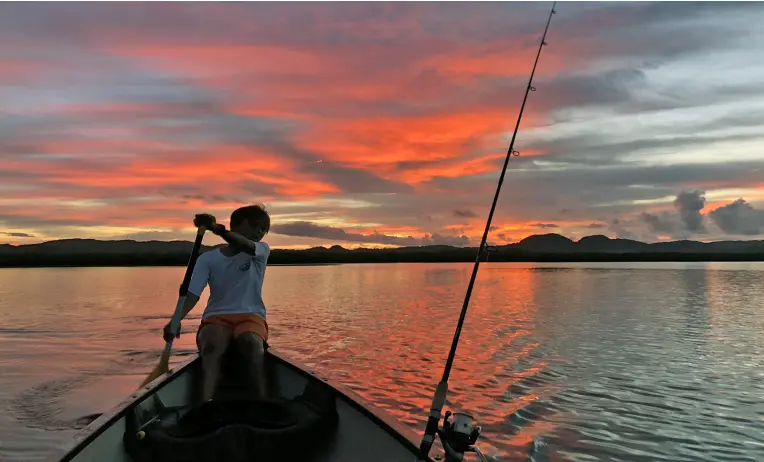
top-left (4, 2), bottom-right (762, 247)
top-left (294, 109), bottom-right (546, 184)
top-left (4, 143), bottom-right (338, 198)
top-left (99, 32), bottom-right (562, 194)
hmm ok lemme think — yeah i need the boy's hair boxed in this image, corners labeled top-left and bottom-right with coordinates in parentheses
top-left (230, 204), bottom-right (270, 234)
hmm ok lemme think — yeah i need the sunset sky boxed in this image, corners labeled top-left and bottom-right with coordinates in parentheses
top-left (2, 2), bottom-right (764, 249)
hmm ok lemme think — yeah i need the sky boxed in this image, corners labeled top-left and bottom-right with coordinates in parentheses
top-left (2, 2), bottom-right (764, 249)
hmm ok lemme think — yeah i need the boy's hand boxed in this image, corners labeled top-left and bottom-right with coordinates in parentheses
top-left (193, 213), bottom-right (217, 230)
top-left (163, 321), bottom-right (180, 343)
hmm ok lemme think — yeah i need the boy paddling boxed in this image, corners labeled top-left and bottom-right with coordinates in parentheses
top-left (163, 205), bottom-right (271, 402)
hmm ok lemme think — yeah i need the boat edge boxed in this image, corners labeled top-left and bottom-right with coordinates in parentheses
top-left (47, 355), bottom-right (197, 462)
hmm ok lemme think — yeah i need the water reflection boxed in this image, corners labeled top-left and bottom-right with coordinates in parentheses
top-left (1, 263), bottom-right (764, 461)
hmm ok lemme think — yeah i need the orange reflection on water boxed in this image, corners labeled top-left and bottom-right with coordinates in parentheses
top-left (265, 263), bottom-right (562, 457)
top-left (0, 264), bottom-right (566, 460)
top-left (5, 262), bottom-right (764, 461)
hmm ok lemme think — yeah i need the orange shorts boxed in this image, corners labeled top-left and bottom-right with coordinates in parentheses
top-left (197, 313), bottom-right (269, 343)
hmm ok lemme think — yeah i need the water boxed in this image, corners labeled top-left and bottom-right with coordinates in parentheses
top-left (1, 262), bottom-right (763, 462)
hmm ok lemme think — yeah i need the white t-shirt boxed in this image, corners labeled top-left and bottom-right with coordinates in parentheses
top-left (187, 242), bottom-right (271, 320)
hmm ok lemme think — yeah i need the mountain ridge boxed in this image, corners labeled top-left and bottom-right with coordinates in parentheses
top-left (2, 233), bottom-right (764, 267)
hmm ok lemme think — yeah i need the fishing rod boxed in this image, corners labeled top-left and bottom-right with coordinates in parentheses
top-left (419, 3), bottom-right (557, 461)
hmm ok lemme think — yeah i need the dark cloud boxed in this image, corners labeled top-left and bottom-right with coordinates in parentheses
top-left (621, 191), bottom-right (707, 239)
top-left (532, 223), bottom-right (559, 229)
top-left (340, 160), bottom-right (764, 239)
top-left (708, 199), bottom-right (764, 236)
top-left (273, 221), bottom-right (470, 247)
top-left (453, 209), bottom-right (477, 218)
top-left (606, 193), bottom-right (764, 242)
top-left (674, 190), bottom-right (706, 233)
top-left (421, 233), bottom-right (470, 247)
top-left (608, 218), bottom-right (640, 241)
top-left (530, 69), bottom-right (649, 116)
top-left (306, 162), bottom-right (413, 195)
top-left (553, 2), bottom-right (764, 61)
top-left (495, 161), bottom-right (764, 220)
top-left (641, 212), bottom-right (676, 234)
top-left (0, 213), bottom-right (103, 229)
top-left (1, 232), bottom-right (36, 238)
top-left (6, 2), bottom-right (760, 51)
top-left (241, 138), bottom-right (413, 195)
top-left (586, 223), bottom-right (606, 229)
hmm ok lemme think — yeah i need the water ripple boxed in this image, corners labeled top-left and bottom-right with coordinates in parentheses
top-left (1, 264), bottom-right (764, 461)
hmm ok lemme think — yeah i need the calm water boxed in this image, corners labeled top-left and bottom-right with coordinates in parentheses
top-left (1, 262), bottom-right (763, 461)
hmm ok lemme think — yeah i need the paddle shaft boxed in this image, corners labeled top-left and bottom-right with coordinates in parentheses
top-left (164, 226), bottom-right (206, 353)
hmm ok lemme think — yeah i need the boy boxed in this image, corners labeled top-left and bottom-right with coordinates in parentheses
top-left (163, 204), bottom-right (271, 402)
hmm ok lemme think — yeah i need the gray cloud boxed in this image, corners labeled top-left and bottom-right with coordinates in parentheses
top-left (609, 218), bottom-right (640, 241)
top-left (453, 209), bottom-right (477, 218)
top-left (0, 213), bottom-right (103, 229)
top-left (337, 160), bottom-right (764, 239)
top-left (532, 223), bottom-right (559, 229)
top-left (674, 190), bottom-right (706, 233)
top-left (708, 199), bottom-right (764, 236)
top-left (5, 2), bottom-right (759, 48)
top-left (586, 223), bottom-right (607, 230)
top-left (520, 125), bottom-right (764, 168)
top-left (641, 212), bottom-right (677, 234)
top-left (273, 221), bottom-right (470, 247)
top-left (304, 161), bottom-right (413, 195)
top-left (608, 193), bottom-right (764, 242)
top-left (624, 191), bottom-right (707, 239)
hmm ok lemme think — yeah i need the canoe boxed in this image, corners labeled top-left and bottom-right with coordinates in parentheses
top-left (48, 346), bottom-right (433, 462)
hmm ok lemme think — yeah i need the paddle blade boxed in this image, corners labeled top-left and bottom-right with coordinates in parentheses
top-left (139, 350), bottom-right (170, 388)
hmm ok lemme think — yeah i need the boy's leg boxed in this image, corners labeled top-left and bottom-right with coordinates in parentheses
top-left (197, 322), bottom-right (232, 402)
top-left (234, 332), bottom-right (266, 399)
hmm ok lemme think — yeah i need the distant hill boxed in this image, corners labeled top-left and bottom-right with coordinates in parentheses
top-left (1, 233), bottom-right (764, 267)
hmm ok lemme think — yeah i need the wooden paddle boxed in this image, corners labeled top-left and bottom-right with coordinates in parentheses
top-left (139, 226), bottom-right (207, 388)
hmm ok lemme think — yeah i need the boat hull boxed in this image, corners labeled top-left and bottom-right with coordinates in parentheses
top-left (49, 348), bottom-right (431, 462)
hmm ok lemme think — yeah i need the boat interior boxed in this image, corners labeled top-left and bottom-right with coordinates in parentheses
top-left (56, 346), bottom-right (427, 462)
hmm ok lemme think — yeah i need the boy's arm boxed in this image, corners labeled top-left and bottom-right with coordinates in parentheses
top-left (163, 294), bottom-right (202, 341)
top-left (163, 256), bottom-right (209, 340)
top-left (210, 224), bottom-right (267, 257)
top-left (178, 293), bottom-right (200, 320)
top-left (193, 213), bottom-right (265, 257)
top-left (216, 228), bottom-right (261, 256)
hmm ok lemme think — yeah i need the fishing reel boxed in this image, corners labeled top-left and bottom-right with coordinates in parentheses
top-left (435, 411), bottom-right (487, 462)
